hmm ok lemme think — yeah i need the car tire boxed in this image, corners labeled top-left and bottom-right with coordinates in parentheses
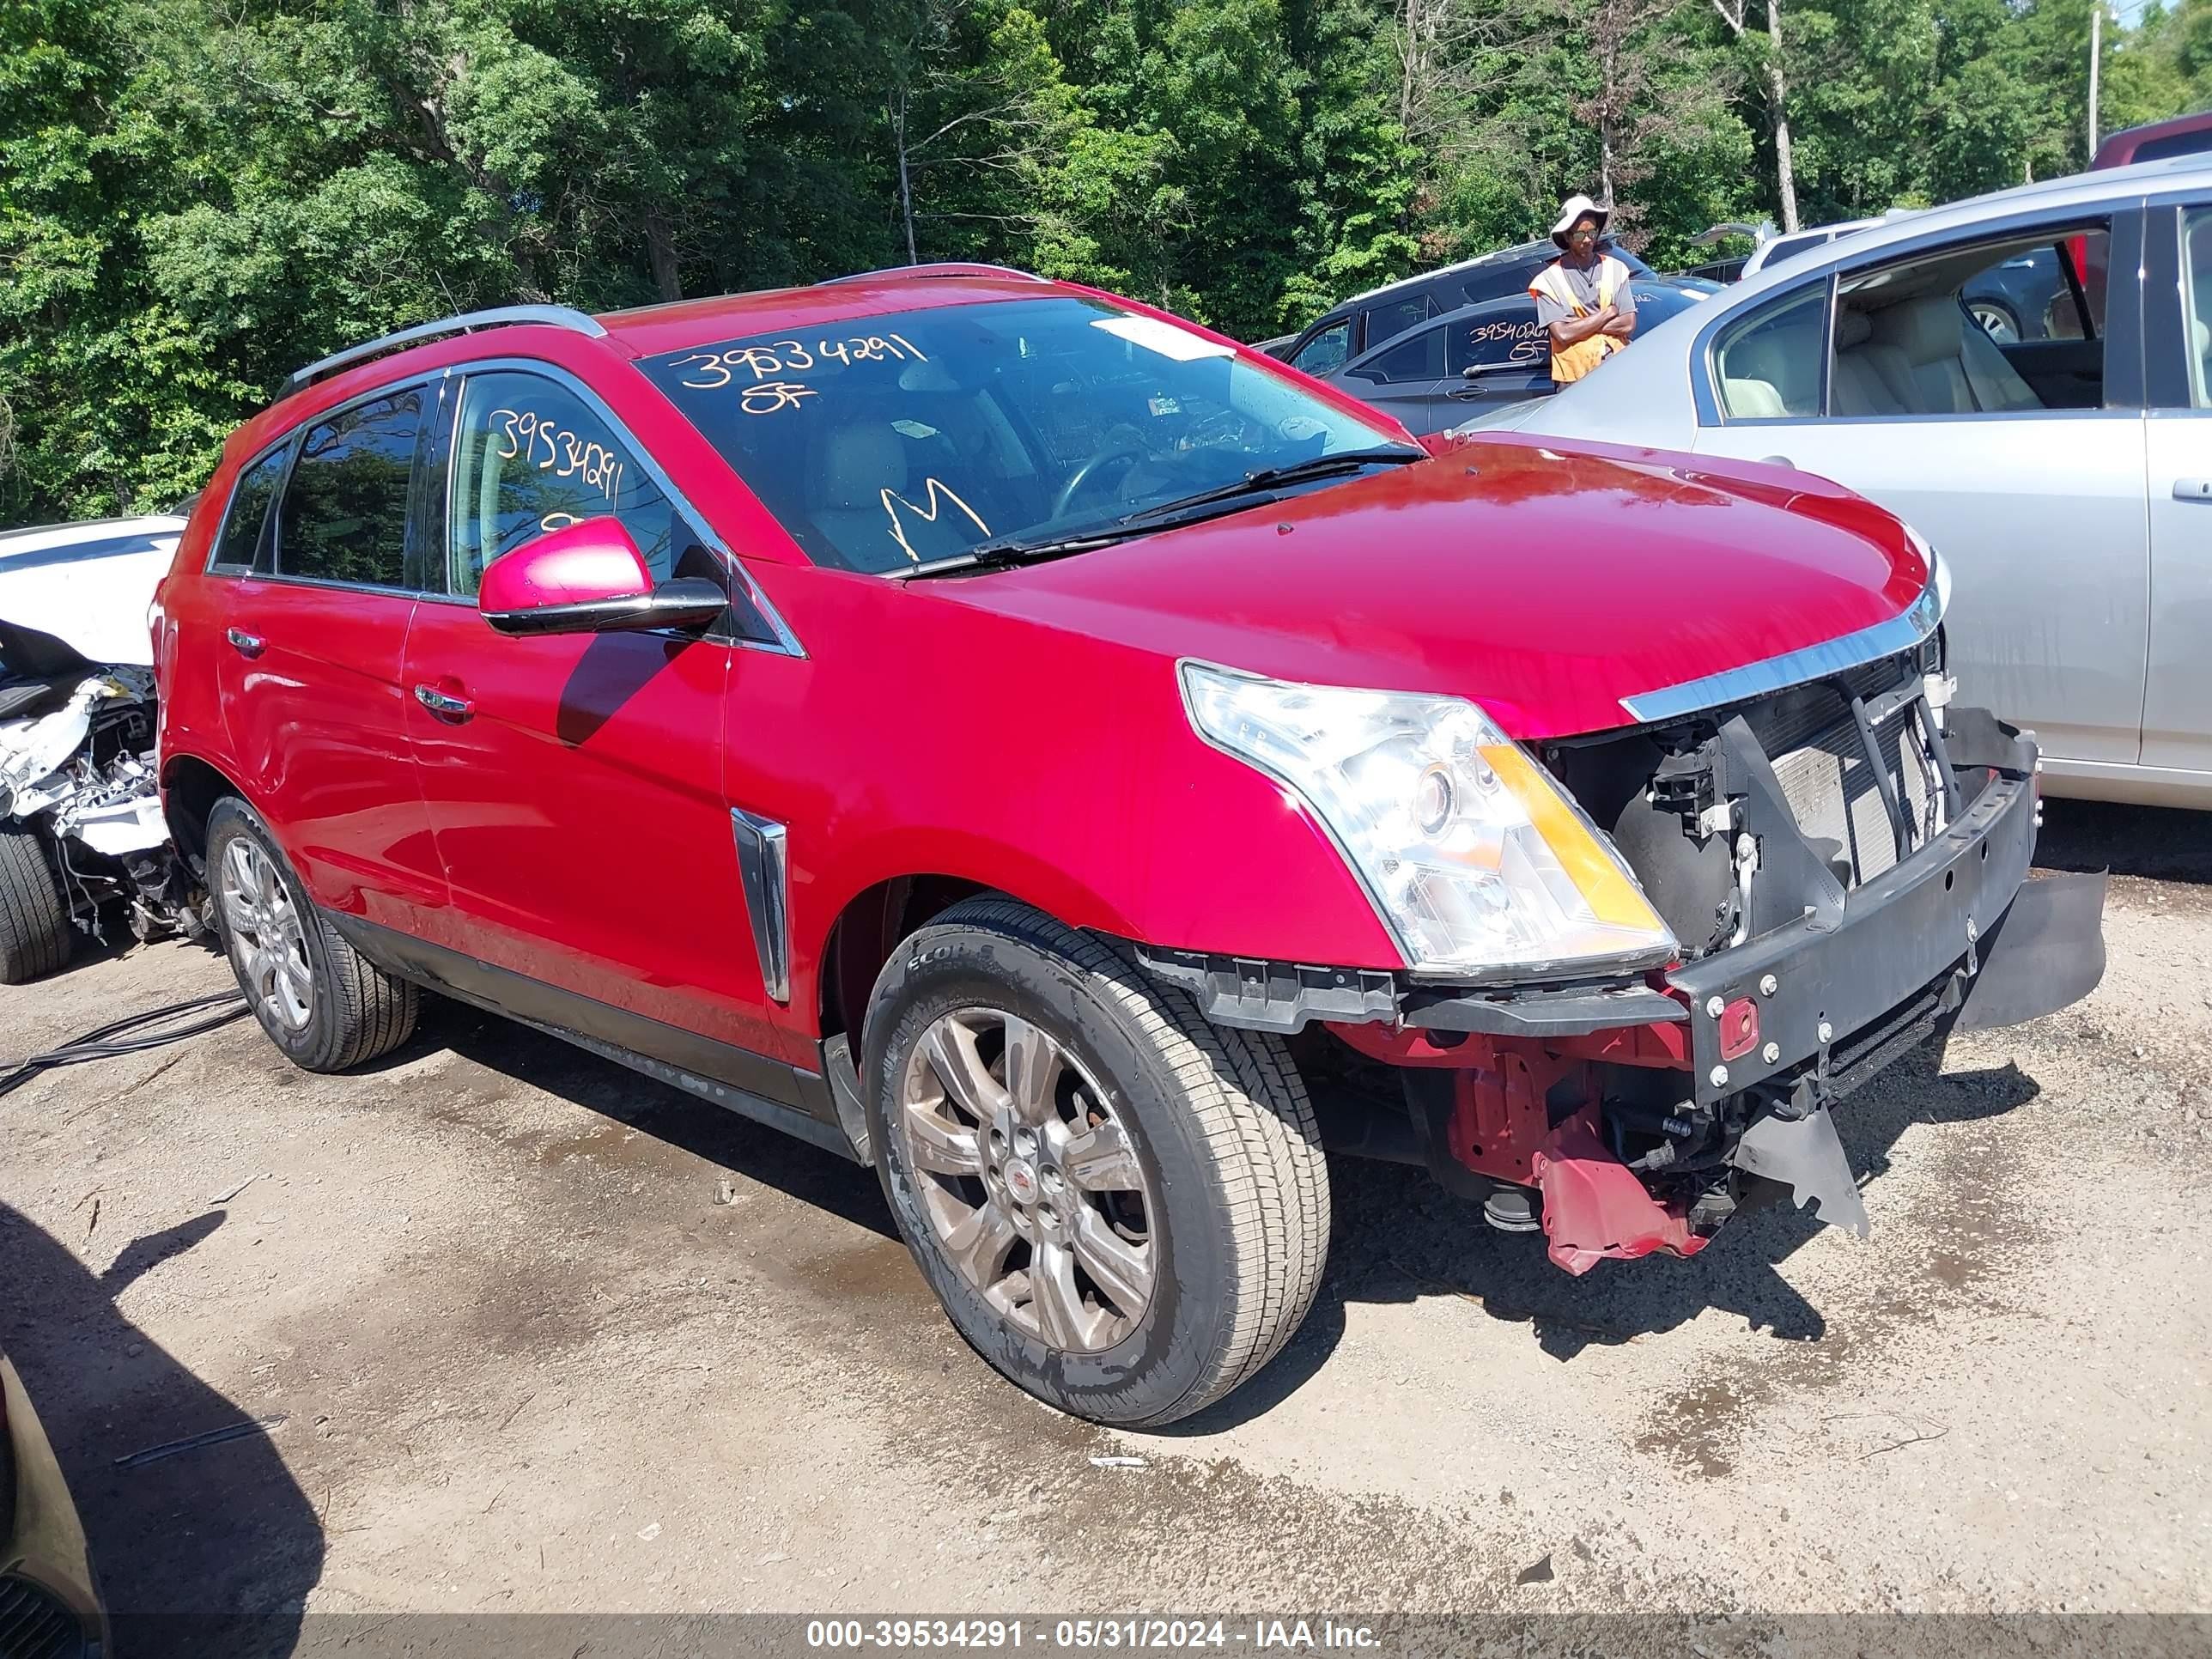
top-left (0, 824), bottom-right (72, 984)
top-left (206, 798), bottom-right (417, 1071)
top-left (1969, 299), bottom-right (2020, 344)
top-left (862, 896), bottom-right (1329, 1426)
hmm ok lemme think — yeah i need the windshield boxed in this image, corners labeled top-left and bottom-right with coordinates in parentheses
top-left (638, 295), bottom-right (1402, 574)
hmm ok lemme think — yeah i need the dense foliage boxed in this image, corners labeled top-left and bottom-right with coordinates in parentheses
top-left (2, 0), bottom-right (2205, 520)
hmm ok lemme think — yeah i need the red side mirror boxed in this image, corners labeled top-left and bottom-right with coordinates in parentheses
top-left (477, 519), bottom-right (726, 639)
top-left (478, 518), bottom-right (653, 617)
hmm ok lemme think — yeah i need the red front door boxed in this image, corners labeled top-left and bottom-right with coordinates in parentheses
top-left (400, 362), bottom-right (787, 1060)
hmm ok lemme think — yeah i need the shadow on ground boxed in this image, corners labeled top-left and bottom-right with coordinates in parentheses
top-left (359, 979), bottom-right (2054, 1437)
top-left (402, 995), bottom-right (898, 1243)
top-left (2035, 798), bottom-right (2210, 884)
top-left (1, 1202), bottom-right (322, 1657)
top-left (1161, 1041), bottom-right (2041, 1433)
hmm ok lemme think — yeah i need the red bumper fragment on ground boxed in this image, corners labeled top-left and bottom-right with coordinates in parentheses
top-left (1530, 1118), bottom-right (1707, 1276)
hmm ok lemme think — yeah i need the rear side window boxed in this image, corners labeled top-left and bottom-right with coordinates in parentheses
top-left (276, 389), bottom-right (422, 588)
top-left (1350, 325), bottom-right (1446, 384)
top-left (1712, 285), bottom-right (1827, 419)
top-left (209, 445), bottom-right (289, 574)
top-left (2131, 128), bottom-right (2212, 164)
top-left (1363, 296), bottom-right (1431, 348)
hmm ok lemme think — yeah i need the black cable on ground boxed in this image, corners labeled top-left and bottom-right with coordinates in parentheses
top-left (0, 987), bottom-right (249, 1101)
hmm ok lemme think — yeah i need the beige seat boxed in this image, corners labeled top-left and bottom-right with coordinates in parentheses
top-left (1830, 309), bottom-right (1910, 416)
top-left (806, 426), bottom-right (927, 568)
top-left (1864, 296), bottom-right (2042, 414)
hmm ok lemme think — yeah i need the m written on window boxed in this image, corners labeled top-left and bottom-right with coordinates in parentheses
top-left (1528, 193), bottom-right (1636, 385)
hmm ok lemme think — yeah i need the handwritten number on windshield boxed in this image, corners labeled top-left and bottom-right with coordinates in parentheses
top-left (672, 334), bottom-right (930, 398)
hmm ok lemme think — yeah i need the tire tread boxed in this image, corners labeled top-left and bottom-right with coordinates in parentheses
top-left (914, 896), bottom-right (1329, 1425)
top-left (0, 825), bottom-right (71, 984)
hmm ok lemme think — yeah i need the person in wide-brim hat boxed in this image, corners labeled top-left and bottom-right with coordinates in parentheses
top-left (1549, 194), bottom-right (1611, 247)
top-left (1530, 193), bottom-right (1636, 384)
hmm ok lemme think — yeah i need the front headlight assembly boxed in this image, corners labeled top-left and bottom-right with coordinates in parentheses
top-left (1180, 661), bottom-right (1679, 979)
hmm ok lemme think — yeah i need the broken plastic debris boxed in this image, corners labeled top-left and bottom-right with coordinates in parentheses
top-left (637, 1522), bottom-right (662, 1541)
top-left (1088, 1455), bottom-right (1148, 1468)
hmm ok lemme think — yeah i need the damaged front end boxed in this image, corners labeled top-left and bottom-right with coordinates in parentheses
top-left (1, 617), bottom-right (205, 960)
top-left (1146, 636), bottom-right (2106, 1275)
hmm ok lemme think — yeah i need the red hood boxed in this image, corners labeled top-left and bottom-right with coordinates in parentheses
top-left (939, 435), bottom-right (1930, 740)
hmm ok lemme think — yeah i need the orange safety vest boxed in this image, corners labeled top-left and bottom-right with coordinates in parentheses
top-left (1528, 255), bottom-right (1631, 384)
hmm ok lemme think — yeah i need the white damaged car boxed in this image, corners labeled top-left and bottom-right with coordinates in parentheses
top-left (0, 514), bottom-right (207, 981)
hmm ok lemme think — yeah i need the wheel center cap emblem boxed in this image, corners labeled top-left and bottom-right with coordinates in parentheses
top-left (1005, 1160), bottom-right (1038, 1204)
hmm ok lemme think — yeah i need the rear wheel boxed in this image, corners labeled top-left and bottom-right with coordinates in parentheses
top-left (207, 798), bottom-right (417, 1071)
top-left (0, 825), bottom-right (72, 983)
top-left (863, 897), bottom-right (1329, 1426)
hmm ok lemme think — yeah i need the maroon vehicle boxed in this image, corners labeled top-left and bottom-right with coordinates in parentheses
top-left (153, 266), bottom-right (2104, 1425)
top-left (2092, 112), bottom-right (2212, 169)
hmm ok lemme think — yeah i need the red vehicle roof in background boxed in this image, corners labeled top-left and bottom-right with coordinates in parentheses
top-left (2091, 109), bottom-right (2212, 169)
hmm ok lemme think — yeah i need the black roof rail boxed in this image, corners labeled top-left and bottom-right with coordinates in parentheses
top-left (285, 304), bottom-right (607, 392)
top-left (817, 262), bottom-right (1050, 287)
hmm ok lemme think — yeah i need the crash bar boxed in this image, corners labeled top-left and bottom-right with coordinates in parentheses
top-left (285, 305), bottom-right (608, 392)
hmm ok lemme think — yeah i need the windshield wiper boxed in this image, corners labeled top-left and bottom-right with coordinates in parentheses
top-left (891, 444), bottom-right (1426, 580)
top-left (1113, 443), bottom-right (1425, 527)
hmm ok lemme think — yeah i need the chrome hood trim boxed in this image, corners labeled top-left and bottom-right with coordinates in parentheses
top-left (1620, 549), bottom-right (1949, 725)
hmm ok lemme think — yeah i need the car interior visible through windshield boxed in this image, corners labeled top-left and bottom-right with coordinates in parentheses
top-left (639, 296), bottom-right (1401, 574)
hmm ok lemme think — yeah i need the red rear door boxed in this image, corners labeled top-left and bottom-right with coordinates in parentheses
top-left (212, 381), bottom-right (447, 930)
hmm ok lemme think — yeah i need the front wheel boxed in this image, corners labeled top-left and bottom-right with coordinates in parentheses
top-left (862, 898), bottom-right (1330, 1426)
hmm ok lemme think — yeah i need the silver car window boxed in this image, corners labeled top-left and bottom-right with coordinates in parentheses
top-left (1713, 285), bottom-right (1828, 420)
top-left (2185, 207), bottom-right (2211, 409)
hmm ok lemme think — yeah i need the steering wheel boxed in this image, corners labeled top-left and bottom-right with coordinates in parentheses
top-left (1051, 441), bottom-right (1152, 521)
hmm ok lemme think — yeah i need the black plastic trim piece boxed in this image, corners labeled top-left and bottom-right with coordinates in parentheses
top-left (326, 913), bottom-right (858, 1159)
top-left (1134, 948), bottom-right (1400, 1034)
top-left (1403, 983), bottom-right (1687, 1036)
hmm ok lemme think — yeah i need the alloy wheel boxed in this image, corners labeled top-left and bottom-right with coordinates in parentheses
top-left (898, 1008), bottom-right (1157, 1352)
top-left (219, 837), bottom-right (313, 1031)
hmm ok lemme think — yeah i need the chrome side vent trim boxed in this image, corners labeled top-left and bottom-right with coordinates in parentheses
top-left (729, 808), bottom-right (791, 1003)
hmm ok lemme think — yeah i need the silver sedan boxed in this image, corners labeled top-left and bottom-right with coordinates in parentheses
top-left (1464, 157), bottom-right (2212, 808)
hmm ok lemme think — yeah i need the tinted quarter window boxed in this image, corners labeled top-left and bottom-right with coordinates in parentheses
top-left (447, 371), bottom-right (707, 594)
top-left (277, 389), bottom-right (421, 587)
top-left (211, 444), bottom-right (288, 573)
top-left (1352, 325), bottom-right (1445, 384)
top-left (1713, 285), bottom-right (1826, 419)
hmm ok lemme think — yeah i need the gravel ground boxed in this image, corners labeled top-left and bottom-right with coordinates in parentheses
top-left (1, 799), bottom-right (2207, 1653)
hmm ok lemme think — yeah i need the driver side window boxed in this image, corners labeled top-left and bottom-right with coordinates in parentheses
top-left (447, 371), bottom-right (690, 597)
top-left (1290, 320), bottom-right (1352, 375)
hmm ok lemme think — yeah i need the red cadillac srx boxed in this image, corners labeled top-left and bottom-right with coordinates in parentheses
top-left (153, 265), bottom-right (2106, 1425)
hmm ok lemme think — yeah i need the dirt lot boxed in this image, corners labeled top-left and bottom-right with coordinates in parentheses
top-left (3, 799), bottom-right (2208, 1650)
